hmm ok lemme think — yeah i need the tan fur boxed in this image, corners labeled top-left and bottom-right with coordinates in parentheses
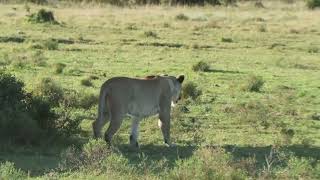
top-left (92, 75), bottom-right (184, 147)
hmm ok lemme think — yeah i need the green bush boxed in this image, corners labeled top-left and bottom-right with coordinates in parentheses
top-left (0, 71), bottom-right (38, 143)
top-left (43, 39), bottom-right (59, 50)
top-left (33, 77), bottom-right (64, 106)
top-left (192, 61), bottom-right (210, 72)
top-left (175, 13), bottom-right (189, 21)
top-left (221, 37), bottom-right (233, 43)
top-left (54, 63), bottom-right (67, 74)
top-left (0, 71), bottom-right (55, 143)
top-left (182, 82), bottom-right (202, 100)
top-left (81, 78), bottom-right (93, 87)
top-left (54, 107), bottom-right (82, 137)
top-left (62, 90), bottom-right (98, 109)
top-left (27, 9), bottom-right (57, 24)
top-left (60, 139), bottom-right (111, 171)
top-left (0, 71), bottom-right (85, 144)
top-left (167, 147), bottom-right (247, 179)
top-left (242, 75), bottom-right (264, 92)
top-left (26, 0), bottom-right (48, 4)
top-left (30, 50), bottom-right (47, 66)
top-left (0, 162), bottom-right (27, 180)
top-left (306, 0), bottom-right (320, 9)
top-left (144, 30), bottom-right (158, 38)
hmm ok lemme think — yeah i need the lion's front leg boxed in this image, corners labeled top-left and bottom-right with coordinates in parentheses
top-left (159, 112), bottom-right (175, 147)
top-left (130, 117), bottom-right (141, 148)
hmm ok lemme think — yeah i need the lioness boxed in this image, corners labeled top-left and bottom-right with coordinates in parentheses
top-left (92, 75), bottom-right (184, 147)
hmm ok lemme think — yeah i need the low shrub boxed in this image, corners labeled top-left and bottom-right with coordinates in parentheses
top-left (81, 78), bottom-right (93, 87)
top-left (60, 139), bottom-right (112, 171)
top-left (182, 82), bottom-right (202, 100)
top-left (306, 0), bottom-right (320, 9)
top-left (54, 107), bottom-right (82, 137)
top-left (30, 50), bottom-right (47, 66)
top-left (175, 13), bottom-right (189, 21)
top-left (0, 71), bottom-right (84, 144)
top-left (167, 147), bottom-right (247, 179)
top-left (242, 75), bottom-right (264, 92)
top-left (33, 77), bottom-right (64, 106)
top-left (0, 162), bottom-right (27, 180)
top-left (192, 61), bottom-right (210, 72)
top-left (54, 63), bottom-right (67, 74)
top-left (221, 37), bottom-right (233, 43)
top-left (0, 71), bottom-right (55, 143)
top-left (43, 39), bottom-right (59, 50)
top-left (63, 91), bottom-right (98, 109)
top-left (144, 30), bottom-right (158, 38)
top-left (27, 9), bottom-right (57, 24)
top-left (237, 100), bottom-right (275, 130)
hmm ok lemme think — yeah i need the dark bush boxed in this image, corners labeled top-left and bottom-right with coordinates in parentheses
top-left (307, 0), bottom-right (320, 9)
top-left (221, 37), bottom-right (233, 43)
top-left (31, 50), bottom-right (47, 66)
top-left (0, 71), bottom-right (46, 143)
top-left (242, 75), bottom-right (264, 92)
top-left (63, 91), bottom-right (98, 109)
top-left (60, 139), bottom-right (111, 171)
top-left (192, 61), bottom-right (210, 72)
top-left (78, 93), bottom-right (98, 109)
top-left (175, 13), bottom-right (189, 21)
top-left (26, 0), bottom-right (48, 5)
top-left (54, 107), bottom-right (82, 137)
top-left (182, 82), bottom-right (202, 100)
top-left (33, 77), bottom-right (64, 106)
top-left (43, 39), bottom-right (59, 50)
top-left (144, 31), bottom-right (158, 38)
top-left (81, 78), bottom-right (93, 87)
top-left (0, 71), bottom-right (83, 144)
top-left (27, 9), bottom-right (57, 24)
top-left (54, 63), bottom-right (67, 74)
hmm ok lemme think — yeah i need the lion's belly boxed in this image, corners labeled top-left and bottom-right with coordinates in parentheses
top-left (127, 102), bottom-right (159, 118)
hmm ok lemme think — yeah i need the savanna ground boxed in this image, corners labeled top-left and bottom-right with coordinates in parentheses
top-left (0, 0), bottom-right (320, 179)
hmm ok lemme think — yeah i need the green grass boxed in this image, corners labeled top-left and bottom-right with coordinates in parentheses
top-left (0, 1), bottom-right (320, 179)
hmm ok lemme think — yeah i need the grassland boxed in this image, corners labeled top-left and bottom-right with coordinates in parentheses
top-left (0, 1), bottom-right (320, 179)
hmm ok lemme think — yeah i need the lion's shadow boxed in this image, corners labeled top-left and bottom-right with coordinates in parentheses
top-left (117, 143), bottom-right (320, 174)
top-left (117, 144), bottom-right (197, 170)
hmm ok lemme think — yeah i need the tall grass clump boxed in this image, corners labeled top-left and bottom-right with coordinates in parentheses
top-left (63, 91), bottom-right (98, 109)
top-left (0, 162), bottom-right (27, 180)
top-left (144, 30), bottom-right (158, 38)
top-left (33, 77), bottom-right (64, 106)
top-left (54, 63), bottom-right (67, 74)
top-left (43, 39), bottom-right (59, 50)
top-left (306, 0), bottom-right (320, 9)
top-left (237, 100), bottom-right (275, 130)
top-left (60, 139), bottom-right (112, 171)
top-left (192, 61), bottom-right (210, 72)
top-left (81, 78), bottom-right (93, 87)
top-left (242, 75), bottom-right (264, 92)
top-left (31, 50), bottom-right (47, 66)
top-left (182, 82), bottom-right (202, 100)
top-left (27, 9), bottom-right (57, 24)
top-left (167, 147), bottom-right (247, 179)
top-left (175, 13), bottom-right (189, 21)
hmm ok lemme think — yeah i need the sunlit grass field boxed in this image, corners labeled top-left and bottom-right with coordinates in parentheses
top-left (0, 1), bottom-right (319, 179)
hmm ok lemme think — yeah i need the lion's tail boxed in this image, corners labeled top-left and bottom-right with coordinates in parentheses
top-left (93, 84), bottom-right (109, 138)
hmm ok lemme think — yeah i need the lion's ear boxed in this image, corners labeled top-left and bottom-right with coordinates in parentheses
top-left (177, 75), bottom-right (184, 84)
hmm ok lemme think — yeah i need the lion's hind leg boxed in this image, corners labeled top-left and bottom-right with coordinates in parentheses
top-left (93, 114), bottom-right (108, 138)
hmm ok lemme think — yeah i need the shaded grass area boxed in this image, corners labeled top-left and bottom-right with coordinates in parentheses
top-left (2, 143), bottom-right (319, 177)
